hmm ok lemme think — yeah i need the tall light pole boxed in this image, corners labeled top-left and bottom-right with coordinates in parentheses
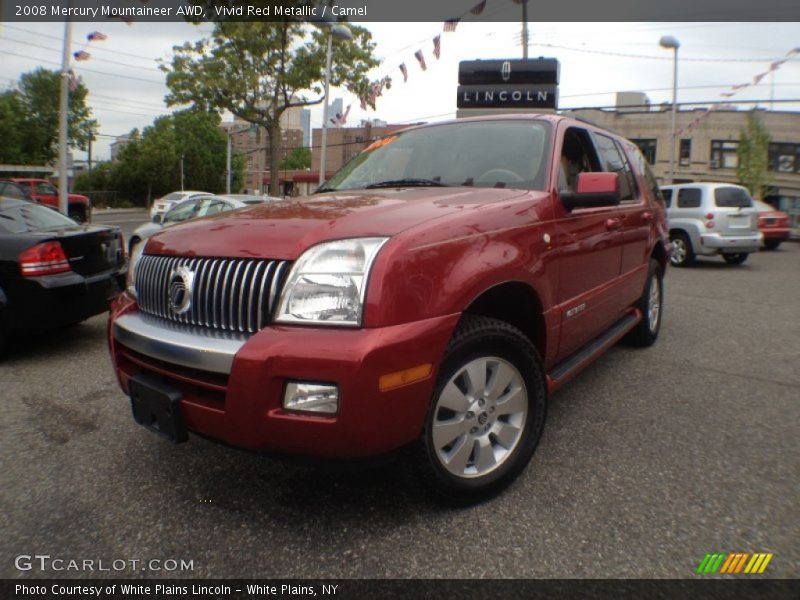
top-left (317, 23), bottom-right (352, 187)
top-left (58, 19), bottom-right (72, 216)
top-left (660, 35), bottom-right (680, 184)
top-left (521, 0), bottom-right (529, 59)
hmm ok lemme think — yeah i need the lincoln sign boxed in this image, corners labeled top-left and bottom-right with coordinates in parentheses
top-left (457, 58), bottom-right (559, 110)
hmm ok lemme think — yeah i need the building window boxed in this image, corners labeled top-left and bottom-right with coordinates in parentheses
top-left (631, 139), bottom-right (656, 165)
top-left (679, 139), bottom-right (691, 167)
top-left (768, 142), bottom-right (800, 173)
top-left (710, 140), bottom-right (739, 169)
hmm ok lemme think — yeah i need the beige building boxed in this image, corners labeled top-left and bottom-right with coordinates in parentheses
top-left (311, 121), bottom-right (410, 174)
top-left (571, 106), bottom-right (800, 227)
top-left (221, 107), bottom-right (306, 194)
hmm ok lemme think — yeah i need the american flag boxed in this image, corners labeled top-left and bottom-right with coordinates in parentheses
top-left (414, 50), bottom-right (427, 71)
top-left (470, 0), bottom-right (486, 15)
top-left (73, 50), bottom-right (91, 61)
top-left (433, 35), bottom-right (441, 59)
top-left (443, 18), bottom-right (459, 32)
top-left (399, 63), bottom-right (408, 82)
top-left (87, 31), bottom-right (107, 41)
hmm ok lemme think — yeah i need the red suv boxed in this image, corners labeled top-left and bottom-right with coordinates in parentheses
top-left (10, 178), bottom-right (91, 223)
top-left (109, 114), bottom-right (669, 499)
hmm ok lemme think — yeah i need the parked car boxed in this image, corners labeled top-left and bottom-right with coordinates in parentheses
top-left (0, 197), bottom-right (125, 356)
top-left (130, 194), bottom-right (271, 254)
top-left (661, 182), bottom-right (761, 266)
top-left (10, 178), bottom-right (92, 223)
top-left (0, 180), bottom-right (32, 201)
top-left (752, 199), bottom-right (791, 250)
top-left (109, 114), bottom-right (669, 500)
top-left (149, 191), bottom-right (211, 221)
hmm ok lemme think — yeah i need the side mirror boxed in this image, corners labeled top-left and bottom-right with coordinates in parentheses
top-left (561, 172), bottom-right (621, 211)
top-left (152, 214), bottom-right (163, 224)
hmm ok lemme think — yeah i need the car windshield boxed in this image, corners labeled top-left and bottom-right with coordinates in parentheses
top-left (714, 187), bottom-right (753, 208)
top-left (0, 199), bottom-right (76, 233)
top-left (322, 120), bottom-right (551, 192)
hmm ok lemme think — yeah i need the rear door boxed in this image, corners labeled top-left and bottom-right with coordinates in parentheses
top-left (553, 125), bottom-right (624, 360)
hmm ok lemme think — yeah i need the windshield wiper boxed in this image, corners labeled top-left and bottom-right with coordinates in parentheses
top-left (315, 186), bottom-right (337, 193)
top-left (365, 178), bottom-right (447, 189)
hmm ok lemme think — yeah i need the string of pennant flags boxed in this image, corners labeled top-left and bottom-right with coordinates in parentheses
top-left (674, 45), bottom-right (800, 137)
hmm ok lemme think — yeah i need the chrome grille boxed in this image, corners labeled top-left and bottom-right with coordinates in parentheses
top-left (135, 255), bottom-right (290, 334)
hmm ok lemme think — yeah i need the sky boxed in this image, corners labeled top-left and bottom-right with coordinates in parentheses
top-left (1, 20), bottom-right (799, 161)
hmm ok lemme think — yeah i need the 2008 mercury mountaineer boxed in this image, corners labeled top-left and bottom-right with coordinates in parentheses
top-left (109, 114), bottom-right (670, 499)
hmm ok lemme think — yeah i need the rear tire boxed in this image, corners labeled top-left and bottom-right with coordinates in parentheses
top-left (418, 315), bottom-right (547, 503)
top-left (764, 240), bottom-right (782, 251)
top-left (623, 259), bottom-right (663, 347)
top-left (669, 231), bottom-right (695, 267)
top-left (723, 253), bottom-right (748, 265)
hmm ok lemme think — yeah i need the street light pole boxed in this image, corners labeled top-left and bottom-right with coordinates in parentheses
top-left (660, 35), bottom-right (680, 184)
top-left (521, 0), bottom-right (529, 59)
top-left (226, 133), bottom-right (232, 194)
top-left (57, 19), bottom-right (72, 216)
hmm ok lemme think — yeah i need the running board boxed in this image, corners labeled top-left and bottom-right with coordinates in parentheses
top-left (546, 309), bottom-right (642, 393)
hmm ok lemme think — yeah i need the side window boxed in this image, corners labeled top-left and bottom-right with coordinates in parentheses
top-left (592, 133), bottom-right (636, 202)
top-left (163, 199), bottom-right (199, 223)
top-left (613, 139), bottom-right (639, 202)
top-left (559, 127), bottom-right (602, 192)
top-left (197, 200), bottom-right (230, 217)
top-left (36, 182), bottom-right (57, 195)
top-left (677, 188), bottom-right (702, 209)
top-left (662, 189), bottom-right (673, 208)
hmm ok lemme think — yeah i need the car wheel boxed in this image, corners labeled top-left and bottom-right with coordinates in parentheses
top-left (764, 240), bottom-right (782, 251)
top-left (623, 259), bottom-right (663, 347)
top-left (669, 232), bottom-right (694, 267)
top-left (419, 315), bottom-right (546, 502)
top-left (129, 236), bottom-right (141, 255)
top-left (723, 253), bottom-right (749, 265)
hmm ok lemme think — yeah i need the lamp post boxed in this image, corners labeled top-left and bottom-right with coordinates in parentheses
top-left (659, 35), bottom-right (680, 184)
top-left (317, 23), bottom-right (352, 187)
top-left (57, 19), bottom-right (72, 216)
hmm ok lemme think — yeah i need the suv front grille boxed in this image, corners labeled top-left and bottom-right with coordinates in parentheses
top-left (135, 255), bottom-right (290, 334)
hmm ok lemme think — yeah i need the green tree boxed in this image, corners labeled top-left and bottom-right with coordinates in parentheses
top-left (161, 21), bottom-right (381, 196)
top-left (737, 110), bottom-right (771, 200)
top-left (280, 146), bottom-right (311, 170)
top-left (0, 68), bottom-right (95, 165)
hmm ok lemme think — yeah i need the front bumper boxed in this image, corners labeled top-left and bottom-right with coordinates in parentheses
top-left (699, 232), bottom-right (762, 254)
top-left (109, 299), bottom-right (460, 458)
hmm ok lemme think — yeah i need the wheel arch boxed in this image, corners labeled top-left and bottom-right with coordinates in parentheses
top-left (461, 281), bottom-right (546, 361)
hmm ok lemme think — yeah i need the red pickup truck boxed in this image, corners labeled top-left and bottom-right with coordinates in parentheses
top-left (10, 178), bottom-right (91, 223)
top-left (109, 114), bottom-right (669, 500)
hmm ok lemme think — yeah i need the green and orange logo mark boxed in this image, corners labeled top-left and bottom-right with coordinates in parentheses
top-left (697, 552), bottom-right (773, 574)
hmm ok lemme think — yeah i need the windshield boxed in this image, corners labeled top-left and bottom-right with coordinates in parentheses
top-left (714, 187), bottom-right (753, 208)
top-left (0, 199), bottom-right (77, 233)
top-left (323, 120), bottom-right (551, 192)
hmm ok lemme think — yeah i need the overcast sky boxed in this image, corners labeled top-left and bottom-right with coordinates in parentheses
top-left (1, 20), bottom-right (799, 161)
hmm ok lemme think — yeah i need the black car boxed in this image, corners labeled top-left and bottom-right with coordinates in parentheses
top-left (0, 196), bottom-right (126, 355)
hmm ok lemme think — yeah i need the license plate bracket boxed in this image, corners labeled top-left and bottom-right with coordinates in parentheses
top-left (129, 375), bottom-right (188, 443)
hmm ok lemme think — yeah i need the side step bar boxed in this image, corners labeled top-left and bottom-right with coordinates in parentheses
top-left (546, 309), bottom-right (642, 393)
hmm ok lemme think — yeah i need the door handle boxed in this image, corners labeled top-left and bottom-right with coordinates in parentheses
top-left (605, 218), bottom-right (622, 231)
top-left (641, 211), bottom-right (653, 222)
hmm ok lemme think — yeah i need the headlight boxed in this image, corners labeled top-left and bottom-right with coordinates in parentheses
top-left (275, 237), bottom-right (389, 326)
top-left (126, 241), bottom-right (145, 298)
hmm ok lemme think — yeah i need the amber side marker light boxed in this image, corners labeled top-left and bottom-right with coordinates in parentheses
top-left (379, 364), bottom-right (433, 392)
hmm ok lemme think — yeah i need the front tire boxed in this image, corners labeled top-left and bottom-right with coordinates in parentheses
top-left (623, 259), bottom-right (663, 347)
top-left (669, 231), bottom-right (694, 267)
top-left (723, 253), bottom-right (748, 265)
top-left (419, 315), bottom-right (547, 502)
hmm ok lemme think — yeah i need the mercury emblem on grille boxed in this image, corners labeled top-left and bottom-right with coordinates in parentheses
top-left (168, 266), bottom-right (195, 315)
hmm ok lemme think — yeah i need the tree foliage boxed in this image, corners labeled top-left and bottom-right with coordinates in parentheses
top-left (737, 110), bottom-right (771, 200)
top-left (280, 146), bottom-right (311, 170)
top-left (0, 68), bottom-right (95, 165)
top-left (161, 21), bottom-right (381, 195)
top-left (75, 110), bottom-right (246, 206)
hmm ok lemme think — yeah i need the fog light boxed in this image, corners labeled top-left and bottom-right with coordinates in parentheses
top-left (283, 382), bottom-right (339, 414)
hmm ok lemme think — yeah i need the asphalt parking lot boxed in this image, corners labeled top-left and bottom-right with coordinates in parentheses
top-left (1, 212), bottom-right (798, 579)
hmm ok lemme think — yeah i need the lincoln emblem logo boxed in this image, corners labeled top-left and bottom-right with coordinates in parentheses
top-left (501, 61), bottom-right (511, 82)
top-left (168, 266), bottom-right (195, 315)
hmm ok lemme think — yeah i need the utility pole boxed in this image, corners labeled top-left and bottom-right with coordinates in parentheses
top-left (521, 0), bottom-right (529, 59)
top-left (57, 19), bottom-right (72, 215)
top-left (226, 134), bottom-right (232, 194)
top-left (180, 154), bottom-right (184, 191)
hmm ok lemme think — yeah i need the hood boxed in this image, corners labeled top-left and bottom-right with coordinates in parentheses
top-left (145, 187), bottom-right (531, 259)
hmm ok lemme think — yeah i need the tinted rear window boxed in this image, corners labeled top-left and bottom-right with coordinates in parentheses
top-left (0, 200), bottom-right (76, 233)
top-left (677, 188), bottom-right (702, 208)
top-left (714, 187), bottom-right (753, 208)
